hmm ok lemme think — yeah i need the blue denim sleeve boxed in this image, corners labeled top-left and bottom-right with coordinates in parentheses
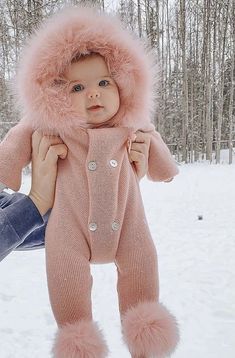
top-left (0, 192), bottom-right (47, 261)
top-left (16, 211), bottom-right (49, 251)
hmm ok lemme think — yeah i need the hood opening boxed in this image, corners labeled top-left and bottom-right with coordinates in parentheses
top-left (15, 6), bottom-right (158, 135)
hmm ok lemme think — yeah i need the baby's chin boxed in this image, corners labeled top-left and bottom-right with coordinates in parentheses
top-left (86, 120), bottom-right (114, 129)
top-left (74, 110), bottom-right (119, 129)
top-left (86, 115), bottom-right (117, 128)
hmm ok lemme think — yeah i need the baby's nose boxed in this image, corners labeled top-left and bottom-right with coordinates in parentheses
top-left (87, 90), bottom-right (100, 99)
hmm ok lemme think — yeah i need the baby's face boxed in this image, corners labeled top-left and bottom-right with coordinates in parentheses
top-left (64, 54), bottom-right (120, 125)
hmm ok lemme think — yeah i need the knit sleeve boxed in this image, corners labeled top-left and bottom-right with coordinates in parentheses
top-left (147, 130), bottom-right (179, 182)
top-left (0, 122), bottom-right (33, 191)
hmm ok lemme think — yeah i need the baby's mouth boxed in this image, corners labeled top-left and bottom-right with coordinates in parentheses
top-left (87, 105), bottom-right (104, 111)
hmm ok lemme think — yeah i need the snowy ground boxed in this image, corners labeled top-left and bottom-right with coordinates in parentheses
top-left (0, 160), bottom-right (235, 358)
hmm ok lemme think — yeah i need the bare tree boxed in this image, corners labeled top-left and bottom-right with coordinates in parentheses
top-left (179, 0), bottom-right (189, 162)
top-left (215, 0), bottom-right (229, 163)
top-left (228, 0), bottom-right (235, 164)
top-left (137, 0), bottom-right (142, 37)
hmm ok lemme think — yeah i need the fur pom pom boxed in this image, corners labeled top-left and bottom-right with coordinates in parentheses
top-left (53, 320), bottom-right (108, 358)
top-left (122, 301), bottom-right (179, 358)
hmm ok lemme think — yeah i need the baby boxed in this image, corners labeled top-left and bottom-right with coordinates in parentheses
top-left (0, 6), bottom-right (179, 358)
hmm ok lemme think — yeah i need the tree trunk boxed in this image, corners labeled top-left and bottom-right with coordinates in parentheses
top-left (137, 0), bottom-right (142, 38)
top-left (179, 0), bottom-right (189, 162)
top-left (216, 1), bottom-right (229, 163)
top-left (228, 0), bottom-right (235, 164)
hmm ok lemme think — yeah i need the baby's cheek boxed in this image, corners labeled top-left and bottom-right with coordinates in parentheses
top-left (71, 97), bottom-right (83, 111)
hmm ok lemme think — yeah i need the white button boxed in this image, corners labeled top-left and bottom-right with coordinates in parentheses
top-left (110, 159), bottom-right (118, 168)
top-left (89, 222), bottom-right (97, 231)
top-left (88, 161), bottom-right (97, 171)
top-left (111, 221), bottom-right (120, 231)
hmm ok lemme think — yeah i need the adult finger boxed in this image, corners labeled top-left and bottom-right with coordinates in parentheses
top-left (38, 135), bottom-right (64, 161)
top-left (129, 151), bottom-right (146, 179)
top-left (134, 131), bottom-right (151, 146)
top-left (129, 150), bottom-right (145, 164)
top-left (44, 143), bottom-right (68, 165)
top-left (131, 142), bottom-right (149, 155)
top-left (31, 130), bottom-right (43, 157)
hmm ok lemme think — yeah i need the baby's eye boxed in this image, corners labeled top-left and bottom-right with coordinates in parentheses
top-left (72, 84), bottom-right (84, 92)
top-left (99, 80), bottom-right (110, 87)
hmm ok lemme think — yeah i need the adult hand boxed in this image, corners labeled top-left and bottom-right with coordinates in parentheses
top-left (29, 131), bottom-right (68, 216)
top-left (129, 131), bottom-right (151, 180)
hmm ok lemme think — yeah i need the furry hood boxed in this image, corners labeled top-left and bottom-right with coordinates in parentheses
top-left (13, 5), bottom-right (158, 134)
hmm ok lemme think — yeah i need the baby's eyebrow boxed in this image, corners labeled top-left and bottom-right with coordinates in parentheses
top-left (69, 79), bottom-right (82, 84)
top-left (69, 75), bottom-right (112, 84)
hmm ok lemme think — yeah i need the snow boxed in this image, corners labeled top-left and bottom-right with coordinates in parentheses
top-left (0, 161), bottom-right (235, 357)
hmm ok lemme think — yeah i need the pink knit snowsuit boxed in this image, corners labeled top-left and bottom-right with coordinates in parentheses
top-left (0, 6), bottom-right (179, 358)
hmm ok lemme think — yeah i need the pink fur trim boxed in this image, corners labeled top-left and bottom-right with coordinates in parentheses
top-left (122, 301), bottom-right (179, 358)
top-left (53, 320), bottom-right (108, 358)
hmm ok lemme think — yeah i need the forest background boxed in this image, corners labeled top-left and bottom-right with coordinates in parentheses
top-left (0, 0), bottom-right (234, 163)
